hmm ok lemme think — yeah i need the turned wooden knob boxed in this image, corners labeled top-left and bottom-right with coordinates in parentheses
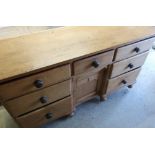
top-left (45, 112), bottom-right (53, 119)
top-left (40, 96), bottom-right (48, 104)
top-left (128, 85), bottom-right (133, 88)
top-left (92, 60), bottom-right (100, 68)
top-left (122, 80), bottom-right (127, 84)
top-left (133, 47), bottom-right (140, 53)
top-left (34, 80), bottom-right (44, 88)
top-left (152, 43), bottom-right (155, 50)
top-left (128, 63), bottom-right (134, 69)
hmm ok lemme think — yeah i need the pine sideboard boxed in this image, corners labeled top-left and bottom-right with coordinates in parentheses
top-left (0, 26), bottom-right (155, 127)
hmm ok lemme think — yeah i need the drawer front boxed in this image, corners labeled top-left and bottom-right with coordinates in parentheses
top-left (74, 50), bottom-right (114, 75)
top-left (111, 52), bottom-right (149, 78)
top-left (107, 68), bottom-right (141, 93)
top-left (5, 80), bottom-right (71, 117)
top-left (115, 37), bottom-right (155, 61)
top-left (75, 73), bottom-right (99, 103)
top-left (16, 97), bottom-right (72, 128)
top-left (0, 64), bottom-right (71, 101)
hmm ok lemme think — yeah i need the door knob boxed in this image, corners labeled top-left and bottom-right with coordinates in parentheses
top-left (133, 47), bottom-right (140, 53)
top-left (45, 112), bottom-right (53, 119)
top-left (40, 96), bottom-right (48, 104)
top-left (34, 80), bottom-right (44, 88)
top-left (152, 43), bottom-right (155, 50)
top-left (122, 80), bottom-right (127, 84)
top-left (128, 63), bottom-right (134, 69)
top-left (92, 60), bottom-right (100, 68)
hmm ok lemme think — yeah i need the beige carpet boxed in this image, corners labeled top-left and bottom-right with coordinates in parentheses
top-left (0, 106), bottom-right (18, 128)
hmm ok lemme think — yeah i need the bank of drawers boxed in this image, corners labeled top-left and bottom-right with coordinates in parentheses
top-left (1, 64), bottom-right (72, 127)
top-left (16, 97), bottom-right (72, 128)
top-left (5, 80), bottom-right (71, 117)
top-left (106, 38), bottom-right (155, 93)
top-left (0, 64), bottom-right (71, 101)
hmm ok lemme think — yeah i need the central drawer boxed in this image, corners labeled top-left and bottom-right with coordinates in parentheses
top-left (4, 80), bottom-right (71, 117)
top-left (16, 97), bottom-right (72, 128)
top-left (74, 50), bottom-right (114, 75)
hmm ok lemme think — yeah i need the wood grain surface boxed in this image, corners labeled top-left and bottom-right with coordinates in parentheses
top-left (0, 26), bottom-right (59, 40)
top-left (0, 26), bottom-right (155, 83)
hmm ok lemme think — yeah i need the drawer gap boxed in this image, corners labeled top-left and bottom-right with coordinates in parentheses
top-left (110, 67), bottom-right (141, 79)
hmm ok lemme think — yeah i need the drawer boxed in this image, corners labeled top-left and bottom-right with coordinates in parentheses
top-left (115, 37), bottom-right (155, 61)
top-left (111, 52), bottom-right (149, 78)
top-left (75, 73), bottom-right (99, 103)
top-left (106, 68), bottom-right (141, 93)
top-left (0, 64), bottom-right (71, 101)
top-left (74, 50), bottom-right (114, 75)
top-left (4, 80), bottom-right (71, 117)
top-left (16, 97), bottom-right (72, 128)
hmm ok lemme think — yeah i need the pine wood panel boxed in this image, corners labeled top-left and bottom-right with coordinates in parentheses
top-left (74, 50), bottom-right (114, 75)
top-left (111, 52), bottom-right (149, 78)
top-left (115, 37), bottom-right (155, 61)
top-left (74, 72), bottom-right (100, 104)
top-left (0, 64), bottom-right (71, 101)
top-left (106, 68), bottom-right (141, 93)
top-left (0, 26), bottom-right (56, 40)
top-left (16, 97), bottom-right (72, 128)
top-left (0, 27), bottom-right (155, 83)
top-left (4, 80), bottom-right (71, 117)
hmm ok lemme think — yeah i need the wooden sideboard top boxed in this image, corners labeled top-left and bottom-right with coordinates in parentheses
top-left (0, 26), bottom-right (155, 83)
top-left (0, 26), bottom-right (60, 40)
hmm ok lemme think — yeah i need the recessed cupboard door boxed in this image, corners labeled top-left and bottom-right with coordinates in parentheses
top-left (74, 72), bottom-right (101, 104)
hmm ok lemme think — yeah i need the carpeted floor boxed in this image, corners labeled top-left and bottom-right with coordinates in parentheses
top-left (1, 50), bottom-right (155, 128)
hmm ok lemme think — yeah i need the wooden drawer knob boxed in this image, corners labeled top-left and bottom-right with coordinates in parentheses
top-left (34, 80), bottom-right (44, 88)
top-left (128, 63), bottom-right (134, 69)
top-left (92, 60), bottom-right (100, 68)
top-left (40, 96), bottom-right (48, 104)
top-left (152, 43), bottom-right (155, 50)
top-left (45, 112), bottom-right (53, 119)
top-left (122, 80), bottom-right (127, 84)
top-left (133, 47), bottom-right (140, 53)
